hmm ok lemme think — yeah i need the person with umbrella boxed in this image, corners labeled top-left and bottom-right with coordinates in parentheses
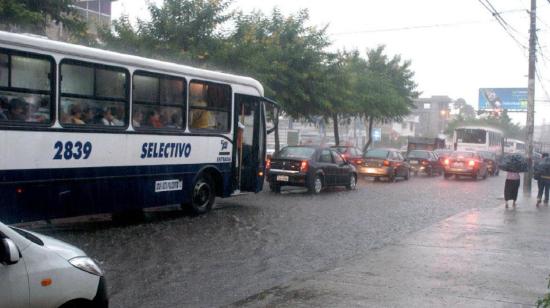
top-left (500, 153), bottom-right (529, 208)
top-left (536, 153), bottom-right (550, 206)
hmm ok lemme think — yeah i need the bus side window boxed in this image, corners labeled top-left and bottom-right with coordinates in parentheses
top-left (59, 60), bottom-right (128, 127)
top-left (0, 50), bottom-right (53, 124)
top-left (132, 72), bottom-right (186, 130)
top-left (189, 80), bottom-right (231, 132)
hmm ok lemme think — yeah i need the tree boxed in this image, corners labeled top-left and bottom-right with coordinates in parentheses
top-left (0, 0), bottom-right (87, 39)
top-left (211, 9), bottom-right (332, 150)
top-left (454, 98), bottom-right (476, 121)
top-left (352, 46), bottom-right (419, 152)
top-left (102, 0), bottom-right (232, 64)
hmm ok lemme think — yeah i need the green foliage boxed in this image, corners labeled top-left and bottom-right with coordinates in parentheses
top-left (0, 0), bottom-right (87, 39)
top-left (537, 275), bottom-right (550, 308)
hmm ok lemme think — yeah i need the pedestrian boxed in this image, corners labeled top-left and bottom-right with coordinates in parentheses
top-left (504, 171), bottom-right (521, 208)
top-left (536, 153), bottom-right (550, 206)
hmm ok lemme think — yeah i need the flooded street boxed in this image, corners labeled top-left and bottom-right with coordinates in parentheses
top-left (33, 176), bottom-right (505, 307)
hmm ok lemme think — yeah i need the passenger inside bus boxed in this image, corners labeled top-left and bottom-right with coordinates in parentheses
top-left (146, 109), bottom-right (162, 128)
top-left (7, 98), bottom-right (28, 121)
top-left (69, 104), bottom-right (85, 124)
top-left (102, 107), bottom-right (123, 126)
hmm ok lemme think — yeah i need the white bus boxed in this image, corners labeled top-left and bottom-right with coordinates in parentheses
top-left (453, 126), bottom-right (504, 156)
top-left (504, 138), bottom-right (526, 154)
top-left (0, 31), bottom-right (279, 223)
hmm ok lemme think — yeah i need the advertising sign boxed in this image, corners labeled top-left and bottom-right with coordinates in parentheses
top-left (479, 88), bottom-right (528, 111)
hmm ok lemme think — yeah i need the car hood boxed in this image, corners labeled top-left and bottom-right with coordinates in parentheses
top-left (29, 231), bottom-right (87, 260)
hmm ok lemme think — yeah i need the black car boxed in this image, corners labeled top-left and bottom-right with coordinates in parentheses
top-left (358, 148), bottom-right (410, 182)
top-left (407, 150), bottom-right (443, 176)
top-left (479, 151), bottom-right (499, 176)
top-left (266, 146), bottom-right (357, 194)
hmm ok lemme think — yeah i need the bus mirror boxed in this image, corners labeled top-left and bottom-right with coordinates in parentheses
top-left (263, 98), bottom-right (280, 135)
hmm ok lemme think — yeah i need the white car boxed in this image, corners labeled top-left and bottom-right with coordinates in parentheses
top-left (0, 221), bottom-right (107, 308)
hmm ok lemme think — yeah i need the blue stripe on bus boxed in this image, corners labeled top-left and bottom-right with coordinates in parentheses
top-left (0, 163), bottom-right (232, 184)
top-left (0, 163), bottom-right (234, 224)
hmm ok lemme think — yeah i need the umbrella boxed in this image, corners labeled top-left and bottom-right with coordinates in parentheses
top-left (499, 154), bottom-right (528, 173)
top-left (535, 157), bottom-right (550, 177)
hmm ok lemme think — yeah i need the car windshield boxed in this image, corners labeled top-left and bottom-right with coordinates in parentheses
top-left (408, 151), bottom-right (430, 159)
top-left (277, 147), bottom-right (316, 159)
top-left (364, 149), bottom-right (389, 159)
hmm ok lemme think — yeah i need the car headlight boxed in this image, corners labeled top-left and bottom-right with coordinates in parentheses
top-left (69, 257), bottom-right (103, 276)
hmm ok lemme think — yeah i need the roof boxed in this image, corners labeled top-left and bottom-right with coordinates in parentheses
top-left (0, 31), bottom-right (264, 95)
top-left (455, 126), bottom-right (503, 134)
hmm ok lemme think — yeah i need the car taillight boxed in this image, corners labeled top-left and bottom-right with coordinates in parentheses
top-left (300, 160), bottom-right (309, 173)
top-left (421, 160), bottom-right (429, 165)
top-left (266, 159), bottom-right (271, 170)
top-left (468, 160), bottom-right (476, 167)
top-left (383, 160), bottom-right (390, 167)
top-left (444, 159), bottom-right (450, 165)
top-left (355, 159), bottom-right (363, 165)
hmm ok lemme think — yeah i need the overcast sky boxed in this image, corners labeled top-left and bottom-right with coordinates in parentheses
top-left (113, 0), bottom-right (550, 125)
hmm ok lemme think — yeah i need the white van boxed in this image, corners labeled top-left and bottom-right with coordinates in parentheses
top-left (0, 221), bottom-right (107, 308)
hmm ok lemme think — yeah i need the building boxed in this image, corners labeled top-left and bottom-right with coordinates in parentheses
top-left (412, 96), bottom-right (452, 138)
top-left (46, 0), bottom-right (117, 39)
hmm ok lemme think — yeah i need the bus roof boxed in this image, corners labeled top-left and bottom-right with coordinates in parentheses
top-left (455, 126), bottom-right (503, 134)
top-left (0, 31), bottom-right (264, 96)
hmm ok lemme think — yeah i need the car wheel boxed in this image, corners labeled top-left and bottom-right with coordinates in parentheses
top-left (428, 168), bottom-right (433, 177)
top-left (346, 174), bottom-right (357, 190)
top-left (309, 175), bottom-right (323, 194)
top-left (444, 173), bottom-right (451, 180)
top-left (473, 171), bottom-right (479, 181)
top-left (186, 175), bottom-right (215, 215)
top-left (269, 183), bottom-right (281, 193)
top-left (388, 172), bottom-right (396, 183)
top-left (483, 169), bottom-right (488, 180)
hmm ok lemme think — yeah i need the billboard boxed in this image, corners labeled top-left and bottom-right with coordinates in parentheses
top-left (479, 88), bottom-right (528, 111)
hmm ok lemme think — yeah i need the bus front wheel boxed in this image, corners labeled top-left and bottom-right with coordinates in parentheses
top-left (186, 175), bottom-right (215, 215)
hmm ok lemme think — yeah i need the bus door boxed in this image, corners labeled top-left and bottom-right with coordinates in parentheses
top-left (234, 94), bottom-right (264, 192)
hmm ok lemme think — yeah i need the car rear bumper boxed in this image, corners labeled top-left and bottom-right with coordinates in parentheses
top-left (445, 167), bottom-right (476, 175)
top-left (267, 170), bottom-right (308, 186)
top-left (358, 166), bottom-right (391, 176)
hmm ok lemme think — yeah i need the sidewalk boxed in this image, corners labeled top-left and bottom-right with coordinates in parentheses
top-left (233, 198), bottom-right (550, 307)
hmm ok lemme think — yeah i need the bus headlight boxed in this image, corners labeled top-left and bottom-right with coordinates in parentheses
top-left (69, 257), bottom-right (103, 276)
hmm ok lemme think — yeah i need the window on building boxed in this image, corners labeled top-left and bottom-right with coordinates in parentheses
top-left (132, 72), bottom-right (186, 130)
top-left (60, 60), bottom-right (128, 127)
top-left (401, 122), bottom-right (407, 130)
top-left (0, 50), bottom-right (53, 124)
top-left (423, 103), bottom-right (431, 109)
top-left (189, 80), bottom-right (231, 132)
top-left (409, 122), bottom-right (414, 131)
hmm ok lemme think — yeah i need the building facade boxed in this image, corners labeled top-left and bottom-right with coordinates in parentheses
top-left (412, 96), bottom-right (451, 138)
top-left (46, 0), bottom-right (116, 39)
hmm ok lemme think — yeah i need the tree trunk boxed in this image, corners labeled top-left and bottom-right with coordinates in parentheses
top-left (363, 116), bottom-right (374, 153)
top-left (332, 113), bottom-right (340, 146)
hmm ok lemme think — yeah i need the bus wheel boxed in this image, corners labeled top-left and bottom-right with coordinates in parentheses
top-left (188, 175), bottom-right (215, 215)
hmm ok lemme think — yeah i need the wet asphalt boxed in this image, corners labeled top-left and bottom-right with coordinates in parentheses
top-left (33, 174), bottom-right (506, 307)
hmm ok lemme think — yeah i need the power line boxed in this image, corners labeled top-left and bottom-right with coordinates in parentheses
top-left (478, 0), bottom-right (528, 50)
top-left (329, 19), bottom-right (493, 36)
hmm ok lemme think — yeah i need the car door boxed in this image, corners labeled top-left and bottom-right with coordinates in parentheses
top-left (0, 231), bottom-right (30, 308)
top-left (331, 150), bottom-right (349, 185)
top-left (318, 149), bottom-right (335, 186)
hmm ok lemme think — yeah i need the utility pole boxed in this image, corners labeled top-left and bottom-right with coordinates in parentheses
top-left (524, 0), bottom-right (537, 194)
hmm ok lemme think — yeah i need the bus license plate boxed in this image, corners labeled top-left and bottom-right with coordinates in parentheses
top-left (276, 175), bottom-right (289, 182)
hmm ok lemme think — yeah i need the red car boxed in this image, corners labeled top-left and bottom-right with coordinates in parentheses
top-left (443, 151), bottom-right (488, 180)
top-left (331, 146), bottom-right (364, 166)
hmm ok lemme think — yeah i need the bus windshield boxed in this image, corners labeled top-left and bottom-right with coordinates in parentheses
top-left (456, 129), bottom-right (486, 144)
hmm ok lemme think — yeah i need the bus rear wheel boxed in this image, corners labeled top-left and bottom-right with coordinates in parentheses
top-left (186, 175), bottom-right (215, 215)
